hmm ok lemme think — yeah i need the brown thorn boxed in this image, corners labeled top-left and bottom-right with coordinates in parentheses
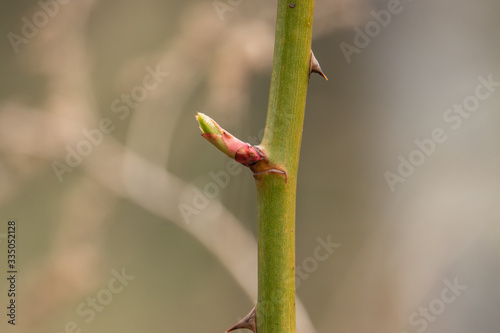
top-left (253, 168), bottom-right (288, 183)
top-left (226, 305), bottom-right (257, 333)
top-left (309, 50), bottom-right (328, 81)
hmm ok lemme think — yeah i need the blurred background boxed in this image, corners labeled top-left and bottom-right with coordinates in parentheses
top-left (0, 0), bottom-right (499, 332)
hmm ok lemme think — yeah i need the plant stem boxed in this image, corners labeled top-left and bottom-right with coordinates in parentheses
top-left (256, 1), bottom-right (315, 333)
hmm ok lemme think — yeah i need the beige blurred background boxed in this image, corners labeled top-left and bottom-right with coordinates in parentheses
top-left (0, 0), bottom-right (499, 332)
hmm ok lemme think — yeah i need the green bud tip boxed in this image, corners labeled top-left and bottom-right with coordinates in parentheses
top-left (196, 112), bottom-right (221, 135)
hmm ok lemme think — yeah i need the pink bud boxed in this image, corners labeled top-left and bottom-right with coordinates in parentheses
top-left (235, 144), bottom-right (264, 166)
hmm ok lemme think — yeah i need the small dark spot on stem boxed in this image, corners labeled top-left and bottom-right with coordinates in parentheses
top-left (289, 3), bottom-right (295, 8)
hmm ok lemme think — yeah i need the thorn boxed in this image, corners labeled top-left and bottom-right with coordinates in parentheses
top-left (309, 50), bottom-right (328, 81)
top-left (226, 305), bottom-right (257, 333)
top-left (253, 168), bottom-right (288, 183)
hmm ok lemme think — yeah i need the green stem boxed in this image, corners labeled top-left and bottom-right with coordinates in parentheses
top-left (256, 1), bottom-right (315, 333)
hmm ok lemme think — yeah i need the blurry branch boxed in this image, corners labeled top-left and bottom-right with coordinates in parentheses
top-left (1, 0), bottom-right (105, 331)
top-left (21, 178), bottom-right (116, 328)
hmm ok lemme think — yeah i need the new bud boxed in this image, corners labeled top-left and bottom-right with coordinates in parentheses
top-left (196, 113), bottom-right (265, 166)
